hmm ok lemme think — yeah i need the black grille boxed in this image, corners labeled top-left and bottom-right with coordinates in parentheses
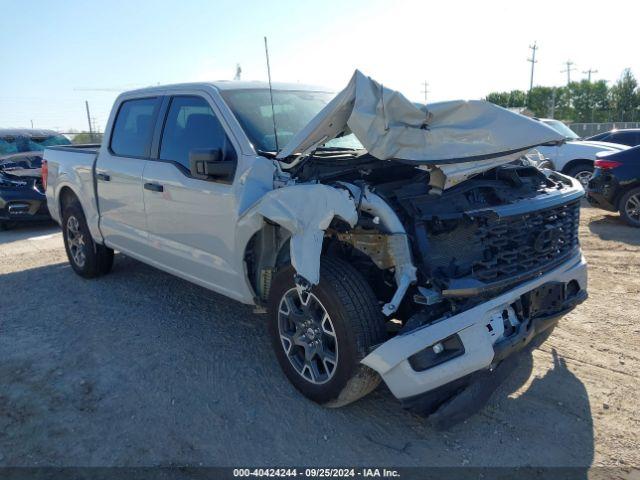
top-left (472, 201), bottom-right (580, 282)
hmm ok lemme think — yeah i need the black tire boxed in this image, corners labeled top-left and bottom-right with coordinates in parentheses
top-left (62, 201), bottom-right (114, 278)
top-left (0, 221), bottom-right (8, 231)
top-left (566, 162), bottom-right (594, 187)
top-left (267, 256), bottom-right (386, 407)
top-left (619, 187), bottom-right (640, 228)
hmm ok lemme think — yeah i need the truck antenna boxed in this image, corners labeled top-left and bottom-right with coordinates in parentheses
top-left (264, 36), bottom-right (279, 152)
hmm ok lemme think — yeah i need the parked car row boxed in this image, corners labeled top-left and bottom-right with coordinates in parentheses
top-left (534, 119), bottom-right (628, 187)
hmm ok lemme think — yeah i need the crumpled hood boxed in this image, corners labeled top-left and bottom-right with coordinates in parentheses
top-left (276, 70), bottom-right (564, 166)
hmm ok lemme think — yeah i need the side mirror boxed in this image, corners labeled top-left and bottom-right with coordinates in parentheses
top-left (189, 149), bottom-right (235, 180)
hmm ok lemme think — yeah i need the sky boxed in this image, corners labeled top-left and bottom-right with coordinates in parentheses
top-left (1, 0), bottom-right (638, 132)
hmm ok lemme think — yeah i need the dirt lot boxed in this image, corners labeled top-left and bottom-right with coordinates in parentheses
top-left (0, 204), bottom-right (638, 469)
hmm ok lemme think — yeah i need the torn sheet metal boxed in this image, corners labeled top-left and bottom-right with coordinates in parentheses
top-left (335, 183), bottom-right (418, 315)
top-left (276, 70), bottom-right (564, 168)
top-left (239, 184), bottom-right (357, 285)
top-left (425, 152), bottom-right (528, 190)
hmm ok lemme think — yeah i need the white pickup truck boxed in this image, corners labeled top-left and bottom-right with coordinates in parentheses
top-left (44, 71), bottom-right (588, 427)
top-left (535, 118), bottom-right (628, 185)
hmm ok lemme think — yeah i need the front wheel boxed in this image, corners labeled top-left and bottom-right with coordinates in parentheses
top-left (267, 257), bottom-right (386, 407)
top-left (62, 201), bottom-right (114, 278)
top-left (619, 187), bottom-right (640, 228)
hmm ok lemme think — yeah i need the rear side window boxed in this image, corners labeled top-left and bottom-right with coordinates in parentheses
top-left (160, 95), bottom-right (235, 170)
top-left (612, 131), bottom-right (640, 146)
top-left (110, 97), bottom-right (159, 157)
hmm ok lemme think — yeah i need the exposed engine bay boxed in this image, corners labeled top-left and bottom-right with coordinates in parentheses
top-left (244, 149), bottom-right (583, 339)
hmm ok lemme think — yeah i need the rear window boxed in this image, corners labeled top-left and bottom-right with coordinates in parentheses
top-left (110, 98), bottom-right (160, 157)
top-left (0, 134), bottom-right (70, 155)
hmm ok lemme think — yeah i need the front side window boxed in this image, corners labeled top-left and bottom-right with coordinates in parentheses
top-left (160, 96), bottom-right (235, 170)
top-left (110, 97), bottom-right (159, 157)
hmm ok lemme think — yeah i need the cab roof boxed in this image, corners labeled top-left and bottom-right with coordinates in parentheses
top-left (124, 81), bottom-right (332, 96)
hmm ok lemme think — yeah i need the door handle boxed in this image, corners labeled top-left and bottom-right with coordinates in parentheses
top-left (144, 182), bottom-right (164, 192)
top-left (96, 172), bottom-right (111, 182)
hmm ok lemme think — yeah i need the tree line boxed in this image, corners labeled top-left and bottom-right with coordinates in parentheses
top-left (485, 68), bottom-right (639, 123)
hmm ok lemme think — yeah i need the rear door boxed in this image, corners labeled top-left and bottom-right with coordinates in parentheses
top-left (96, 96), bottom-right (161, 253)
top-left (141, 93), bottom-right (244, 299)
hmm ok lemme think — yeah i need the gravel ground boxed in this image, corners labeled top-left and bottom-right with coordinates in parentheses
top-left (0, 204), bottom-right (638, 468)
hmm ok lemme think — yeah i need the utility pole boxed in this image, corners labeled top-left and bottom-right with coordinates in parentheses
top-left (234, 63), bottom-right (242, 80)
top-left (583, 68), bottom-right (599, 122)
top-left (421, 81), bottom-right (429, 104)
top-left (583, 68), bottom-right (598, 83)
top-left (527, 42), bottom-right (538, 106)
top-left (561, 60), bottom-right (576, 85)
top-left (30, 120), bottom-right (34, 128)
top-left (550, 88), bottom-right (556, 119)
top-left (85, 101), bottom-right (94, 141)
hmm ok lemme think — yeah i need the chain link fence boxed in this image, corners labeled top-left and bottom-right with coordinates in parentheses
top-left (569, 122), bottom-right (640, 138)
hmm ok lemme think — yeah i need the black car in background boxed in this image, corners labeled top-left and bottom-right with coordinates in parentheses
top-left (587, 145), bottom-right (640, 227)
top-left (0, 129), bottom-right (71, 229)
top-left (586, 128), bottom-right (640, 147)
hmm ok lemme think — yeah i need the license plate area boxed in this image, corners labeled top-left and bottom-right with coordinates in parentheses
top-left (522, 281), bottom-right (566, 319)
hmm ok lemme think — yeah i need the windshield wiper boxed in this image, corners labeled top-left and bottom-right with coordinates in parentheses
top-left (257, 149), bottom-right (278, 158)
top-left (315, 146), bottom-right (361, 152)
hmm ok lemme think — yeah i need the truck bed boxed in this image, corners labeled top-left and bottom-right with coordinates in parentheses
top-left (43, 143), bottom-right (101, 239)
top-left (47, 144), bottom-right (101, 154)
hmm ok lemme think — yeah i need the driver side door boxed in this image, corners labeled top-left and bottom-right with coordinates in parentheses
top-left (141, 94), bottom-right (244, 299)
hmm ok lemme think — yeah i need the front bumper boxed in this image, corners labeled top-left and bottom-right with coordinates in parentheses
top-left (0, 187), bottom-right (50, 222)
top-left (361, 252), bottom-right (588, 402)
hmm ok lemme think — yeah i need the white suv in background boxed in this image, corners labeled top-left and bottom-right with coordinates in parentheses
top-left (535, 118), bottom-right (628, 186)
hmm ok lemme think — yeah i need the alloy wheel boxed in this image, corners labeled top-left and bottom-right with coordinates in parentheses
top-left (625, 193), bottom-right (640, 223)
top-left (574, 170), bottom-right (592, 188)
top-left (277, 288), bottom-right (338, 385)
top-left (66, 215), bottom-right (86, 268)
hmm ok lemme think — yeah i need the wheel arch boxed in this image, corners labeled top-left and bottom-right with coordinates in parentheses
top-left (615, 181), bottom-right (640, 210)
top-left (561, 158), bottom-right (593, 175)
top-left (58, 185), bottom-right (81, 215)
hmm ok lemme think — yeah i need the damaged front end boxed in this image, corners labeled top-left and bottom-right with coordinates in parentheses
top-left (240, 70), bottom-right (587, 425)
top-left (242, 158), bottom-right (587, 426)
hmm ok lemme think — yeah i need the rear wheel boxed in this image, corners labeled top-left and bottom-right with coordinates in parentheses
top-left (267, 257), bottom-right (386, 407)
top-left (566, 162), bottom-right (594, 188)
top-left (619, 187), bottom-right (640, 228)
top-left (62, 201), bottom-right (114, 278)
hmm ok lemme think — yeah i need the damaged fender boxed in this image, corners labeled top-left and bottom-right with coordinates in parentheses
top-left (239, 184), bottom-right (357, 286)
top-left (337, 183), bottom-right (417, 315)
top-left (239, 182), bottom-right (418, 315)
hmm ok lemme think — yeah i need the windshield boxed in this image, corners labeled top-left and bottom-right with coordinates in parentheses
top-left (542, 120), bottom-right (579, 140)
top-left (220, 89), bottom-right (362, 153)
top-left (0, 134), bottom-right (71, 155)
